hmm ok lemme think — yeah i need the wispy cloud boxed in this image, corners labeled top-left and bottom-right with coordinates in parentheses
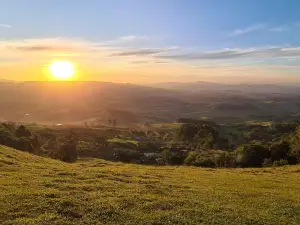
top-left (268, 27), bottom-right (285, 32)
top-left (111, 49), bottom-right (166, 56)
top-left (0, 24), bottom-right (12, 28)
top-left (100, 35), bottom-right (151, 47)
top-left (3, 38), bottom-right (300, 63)
top-left (1, 38), bottom-right (99, 53)
top-left (0, 37), bottom-right (179, 67)
top-left (2, 37), bottom-right (300, 84)
top-left (159, 46), bottom-right (300, 61)
top-left (228, 23), bottom-right (266, 37)
top-left (131, 60), bottom-right (150, 64)
top-left (11, 46), bottom-right (73, 52)
top-left (118, 35), bottom-right (148, 41)
top-left (111, 46), bottom-right (178, 57)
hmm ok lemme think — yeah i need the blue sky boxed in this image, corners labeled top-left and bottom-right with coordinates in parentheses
top-left (1, 0), bottom-right (300, 83)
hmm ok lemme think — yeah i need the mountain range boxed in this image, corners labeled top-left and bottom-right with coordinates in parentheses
top-left (0, 81), bottom-right (300, 125)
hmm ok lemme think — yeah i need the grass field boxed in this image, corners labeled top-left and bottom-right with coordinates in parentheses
top-left (1, 145), bottom-right (300, 224)
top-left (107, 138), bottom-right (139, 146)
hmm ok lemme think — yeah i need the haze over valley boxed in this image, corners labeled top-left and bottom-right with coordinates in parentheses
top-left (1, 81), bottom-right (300, 125)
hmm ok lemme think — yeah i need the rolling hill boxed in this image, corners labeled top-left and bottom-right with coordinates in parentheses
top-left (1, 145), bottom-right (300, 224)
top-left (150, 81), bottom-right (300, 94)
top-left (0, 81), bottom-right (300, 125)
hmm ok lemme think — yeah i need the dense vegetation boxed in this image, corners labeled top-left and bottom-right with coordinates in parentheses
top-left (1, 118), bottom-right (300, 168)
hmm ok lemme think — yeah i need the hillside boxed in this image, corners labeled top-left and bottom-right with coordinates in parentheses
top-left (150, 81), bottom-right (300, 94)
top-left (1, 81), bottom-right (300, 125)
top-left (1, 146), bottom-right (300, 224)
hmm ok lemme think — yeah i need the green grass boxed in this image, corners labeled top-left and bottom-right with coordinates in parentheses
top-left (1, 145), bottom-right (300, 224)
top-left (149, 123), bottom-right (183, 129)
top-left (107, 138), bottom-right (139, 146)
top-left (245, 121), bottom-right (273, 127)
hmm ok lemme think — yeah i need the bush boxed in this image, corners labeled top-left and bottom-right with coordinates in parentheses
top-left (16, 125), bottom-right (31, 138)
top-left (56, 143), bottom-right (78, 163)
top-left (184, 150), bottom-right (233, 168)
top-left (291, 126), bottom-right (300, 163)
top-left (273, 159), bottom-right (288, 167)
top-left (193, 157), bottom-right (215, 167)
top-left (174, 124), bottom-right (202, 142)
top-left (262, 158), bottom-right (273, 167)
top-left (184, 151), bottom-right (197, 165)
top-left (113, 149), bottom-right (141, 162)
top-left (270, 141), bottom-right (290, 161)
top-left (236, 144), bottom-right (270, 167)
top-left (213, 152), bottom-right (236, 168)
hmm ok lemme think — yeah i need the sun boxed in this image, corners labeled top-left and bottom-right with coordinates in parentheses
top-left (49, 61), bottom-right (75, 80)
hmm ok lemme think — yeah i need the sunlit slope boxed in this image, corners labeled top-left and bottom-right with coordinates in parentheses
top-left (1, 145), bottom-right (300, 224)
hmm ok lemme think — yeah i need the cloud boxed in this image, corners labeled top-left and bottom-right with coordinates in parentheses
top-left (268, 27), bottom-right (285, 32)
top-left (0, 24), bottom-right (12, 28)
top-left (111, 48), bottom-right (167, 56)
top-left (0, 57), bottom-right (23, 63)
top-left (155, 61), bottom-right (169, 64)
top-left (228, 24), bottom-right (266, 37)
top-left (131, 60), bottom-right (150, 64)
top-left (118, 36), bottom-right (148, 41)
top-left (159, 47), bottom-right (300, 61)
top-left (12, 46), bottom-right (73, 52)
top-left (111, 46), bottom-right (178, 57)
top-left (0, 37), bottom-right (180, 69)
top-left (0, 36), bottom-right (177, 58)
top-left (1, 38), bottom-right (99, 53)
top-left (100, 35), bottom-right (151, 47)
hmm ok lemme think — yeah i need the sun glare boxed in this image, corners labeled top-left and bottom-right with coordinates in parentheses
top-left (49, 61), bottom-right (75, 80)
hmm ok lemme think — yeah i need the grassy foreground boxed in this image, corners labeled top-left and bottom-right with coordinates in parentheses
top-left (1, 146), bottom-right (300, 225)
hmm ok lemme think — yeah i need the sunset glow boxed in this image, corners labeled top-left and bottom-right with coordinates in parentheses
top-left (49, 61), bottom-right (75, 80)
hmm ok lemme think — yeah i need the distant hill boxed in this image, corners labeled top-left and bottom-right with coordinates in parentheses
top-left (150, 81), bottom-right (300, 94)
top-left (0, 81), bottom-right (300, 124)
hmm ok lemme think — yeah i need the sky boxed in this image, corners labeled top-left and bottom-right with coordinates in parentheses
top-left (1, 0), bottom-right (300, 84)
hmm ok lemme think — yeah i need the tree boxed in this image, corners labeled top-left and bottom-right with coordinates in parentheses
top-left (56, 130), bottom-right (78, 162)
top-left (174, 124), bottom-right (202, 142)
top-left (113, 148), bottom-right (141, 162)
top-left (58, 143), bottom-right (77, 162)
top-left (16, 125), bottom-right (31, 138)
top-left (31, 134), bottom-right (41, 152)
top-left (269, 141), bottom-right (290, 161)
top-left (236, 144), bottom-right (270, 167)
top-left (291, 126), bottom-right (300, 163)
top-left (16, 137), bottom-right (34, 152)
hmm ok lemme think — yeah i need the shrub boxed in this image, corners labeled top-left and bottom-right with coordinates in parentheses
top-left (213, 152), bottom-right (236, 168)
top-left (193, 157), bottom-right (215, 167)
top-left (16, 125), bottom-right (31, 138)
top-left (262, 158), bottom-right (273, 167)
top-left (184, 151), bottom-right (197, 165)
top-left (273, 159), bottom-right (288, 167)
top-left (56, 143), bottom-right (78, 163)
top-left (184, 150), bottom-right (229, 168)
top-left (235, 144), bottom-right (270, 167)
top-left (113, 149), bottom-right (141, 162)
top-left (174, 124), bottom-right (201, 142)
top-left (291, 126), bottom-right (300, 163)
top-left (269, 141), bottom-right (290, 161)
